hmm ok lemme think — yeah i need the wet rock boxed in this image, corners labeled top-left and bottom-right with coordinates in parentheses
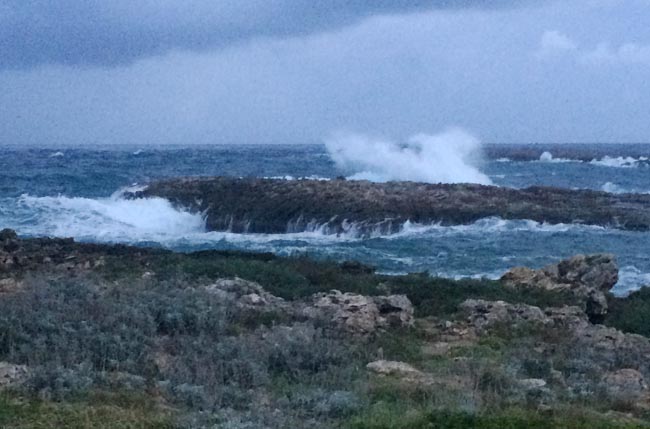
top-left (0, 229), bottom-right (17, 242)
top-left (0, 362), bottom-right (29, 389)
top-left (501, 254), bottom-right (618, 321)
top-left (305, 290), bottom-right (413, 334)
top-left (134, 177), bottom-right (650, 235)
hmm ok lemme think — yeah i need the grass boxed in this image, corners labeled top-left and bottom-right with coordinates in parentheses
top-left (0, 391), bottom-right (176, 429)
top-left (605, 288), bottom-right (650, 337)
top-left (348, 407), bottom-right (650, 429)
top-left (100, 250), bottom-right (581, 319)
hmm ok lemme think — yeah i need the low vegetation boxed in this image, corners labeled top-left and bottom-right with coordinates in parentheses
top-left (1, 239), bottom-right (650, 428)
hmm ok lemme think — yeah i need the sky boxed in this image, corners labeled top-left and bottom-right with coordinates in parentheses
top-left (1, 0), bottom-right (649, 145)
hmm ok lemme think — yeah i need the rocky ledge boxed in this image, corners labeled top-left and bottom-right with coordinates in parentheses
top-left (131, 177), bottom-right (650, 235)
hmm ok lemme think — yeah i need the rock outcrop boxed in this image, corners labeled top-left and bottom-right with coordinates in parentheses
top-left (304, 290), bottom-right (414, 335)
top-left (204, 277), bottom-right (288, 311)
top-left (461, 299), bottom-right (650, 379)
top-left (131, 177), bottom-right (650, 235)
top-left (0, 362), bottom-right (29, 389)
top-left (501, 254), bottom-right (618, 321)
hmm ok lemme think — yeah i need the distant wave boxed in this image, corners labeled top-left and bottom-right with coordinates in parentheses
top-left (49, 151), bottom-right (64, 158)
top-left (325, 128), bottom-right (492, 184)
top-left (531, 152), bottom-right (649, 168)
top-left (590, 156), bottom-right (649, 168)
top-left (538, 151), bottom-right (574, 163)
top-left (601, 182), bottom-right (650, 194)
top-left (617, 266), bottom-right (650, 296)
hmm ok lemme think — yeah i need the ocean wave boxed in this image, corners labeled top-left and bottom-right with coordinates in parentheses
top-left (617, 266), bottom-right (650, 296)
top-left (590, 156), bottom-right (649, 168)
top-left (325, 128), bottom-right (492, 185)
top-left (601, 182), bottom-right (650, 194)
top-left (538, 151), bottom-right (575, 163)
top-left (2, 191), bottom-right (616, 246)
top-left (6, 194), bottom-right (205, 242)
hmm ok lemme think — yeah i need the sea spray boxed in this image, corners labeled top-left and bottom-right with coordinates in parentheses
top-left (10, 194), bottom-right (205, 242)
top-left (324, 128), bottom-right (492, 184)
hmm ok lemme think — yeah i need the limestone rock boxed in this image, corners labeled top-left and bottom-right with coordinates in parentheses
top-left (204, 277), bottom-right (287, 311)
top-left (0, 362), bottom-right (29, 389)
top-left (501, 254), bottom-right (618, 320)
top-left (601, 369), bottom-right (648, 401)
top-left (459, 299), bottom-right (551, 331)
top-left (366, 360), bottom-right (423, 378)
top-left (461, 299), bottom-right (650, 384)
top-left (0, 277), bottom-right (22, 294)
top-left (305, 290), bottom-right (413, 334)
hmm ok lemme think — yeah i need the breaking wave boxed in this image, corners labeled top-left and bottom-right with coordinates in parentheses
top-left (4, 193), bottom-right (205, 243)
top-left (324, 128), bottom-right (492, 184)
top-left (538, 151), bottom-right (574, 163)
top-left (590, 156), bottom-right (649, 168)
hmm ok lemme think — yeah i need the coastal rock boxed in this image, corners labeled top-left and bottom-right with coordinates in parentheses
top-left (601, 369), bottom-right (648, 401)
top-left (204, 277), bottom-right (287, 311)
top-left (367, 360), bottom-right (424, 379)
top-left (459, 299), bottom-right (551, 331)
top-left (0, 277), bottom-right (22, 294)
top-left (133, 177), bottom-right (650, 235)
top-left (305, 290), bottom-right (413, 334)
top-left (501, 254), bottom-right (618, 320)
top-left (0, 362), bottom-right (29, 389)
top-left (460, 299), bottom-right (650, 378)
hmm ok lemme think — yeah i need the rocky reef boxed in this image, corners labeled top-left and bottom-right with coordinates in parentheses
top-left (132, 177), bottom-right (650, 235)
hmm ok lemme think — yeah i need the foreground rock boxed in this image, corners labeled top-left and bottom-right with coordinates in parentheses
top-left (501, 253), bottom-right (618, 321)
top-left (460, 299), bottom-right (650, 404)
top-left (131, 177), bottom-right (650, 235)
top-left (205, 277), bottom-right (289, 311)
top-left (0, 362), bottom-right (29, 389)
top-left (303, 290), bottom-right (414, 335)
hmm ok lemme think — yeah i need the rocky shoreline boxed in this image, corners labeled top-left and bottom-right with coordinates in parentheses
top-left (131, 177), bottom-right (650, 235)
top-left (2, 229), bottom-right (650, 427)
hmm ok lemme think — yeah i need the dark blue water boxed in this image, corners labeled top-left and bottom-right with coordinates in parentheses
top-left (1, 143), bottom-right (649, 294)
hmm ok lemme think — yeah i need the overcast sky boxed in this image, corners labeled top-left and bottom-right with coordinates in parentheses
top-left (1, 0), bottom-right (649, 145)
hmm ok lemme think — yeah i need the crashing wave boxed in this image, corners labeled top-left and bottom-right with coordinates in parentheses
top-left (325, 128), bottom-right (492, 184)
top-left (538, 151), bottom-right (575, 163)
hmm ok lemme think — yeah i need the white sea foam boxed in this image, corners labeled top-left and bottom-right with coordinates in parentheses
top-left (590, 156), bottom-right (648, 168)
top-left (538, 151), bottom-right (574, 163)
top-left (601, 182), bottom-right (650, 194)
top-left (617, 266), bottom-right (650, 296)
top-left (13, 194), bottom-right (205, 242)
top-left (49, 151), bottom-right (64, 158)
top-left (324, 128), bottom-right (492, 185)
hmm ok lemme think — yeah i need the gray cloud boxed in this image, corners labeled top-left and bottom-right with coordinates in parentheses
top-left (1, 0), bottom-right (535, 69)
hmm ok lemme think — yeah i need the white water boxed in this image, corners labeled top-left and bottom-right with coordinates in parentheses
top-left (11, 194), bottom-right (205, 242)
top-left (590, 156), bottom-right (648, 168)
top-left (324, 128), bottom-right (492, 184)
top-left (538, 151), bottom-right (573, 163)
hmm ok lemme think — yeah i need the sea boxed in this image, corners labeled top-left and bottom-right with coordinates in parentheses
top-left (1, 142), bottom-right (649, 295)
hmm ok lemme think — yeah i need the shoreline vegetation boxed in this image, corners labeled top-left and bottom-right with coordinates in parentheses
top-left (2, 228), bottom-right (650, 428)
